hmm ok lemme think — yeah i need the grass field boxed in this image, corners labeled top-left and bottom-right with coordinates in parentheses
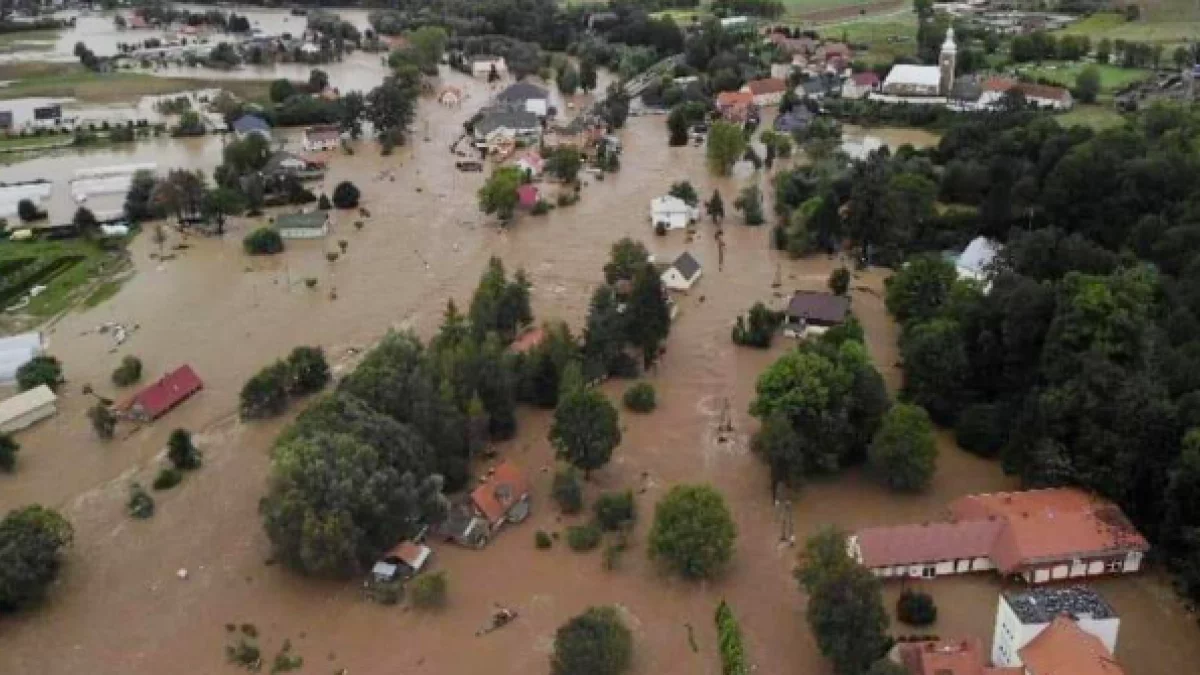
top-left (0, 134), bottom-right (72, 151)
top-left (1063, 11), bottom-right (1200, 46)
top-left (1057, 104), bottom-right (1128, 131)
top-left (0, 28), bottom-right (59, 54)
top-left (0, 239), bottom-right (130, 327)
top-left (820, 14), bottom-right (917, 64)
top-left (0, 63), bottom-right (270, 104)
top-left (1017, 62), bottom-right (1151, 94)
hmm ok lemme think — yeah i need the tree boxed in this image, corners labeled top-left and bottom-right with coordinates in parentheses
top-left (152, 169), bottom-right (206, 221)
top-left (648, 484), bottom-right (736, 579)
top-left (332, 181), bottom-right (361, 208)
top-left (884, 255), bottom-right (957, 324)
top-left (308, 68), bottom-right (329, 92)
top-left (221, 135), bottom-right (270, 175)
top-left (201, 187), bottom-right (246, 235)
top-left (73, 207), bottom-right (98, 237)
top-left (478, 166), bottom-right (523, 223)
top-left (551, 606), bottom-right (633, 675)
top-left (0, 505), bottom-right (73, 613)
top-left (706, 189), bottom-right (725, 223)
top-left (550, 387), bottom-right (621, 478)
top-left (751, 411), bottom-right (803, 486)
top-left (557, 64), bottom-right (580, 95)
top-left (625, 263), bottom-right (671, 369)
top-left (798, 528), bottom-right (890, 675)
top-left (16, 355), bottom-right (62, 392)
top-left (243, 228), bottom-right (283, 255)
top-left (1075, 65), bottom-right (1101, 104)
top-left (829, 267), bottom-right (851, 296)
top-left (410, 570), bottom-right (448, 608)
top-left (339, 90), bottom-right (365, 138)
top-left (1096, 37), bottom-right (1112, 64)
top-left (1172, 45), bottom-right (1190, 70)
top-left (407, 26), bottom-right (448, 74)
top-left (707, 121), bottom-right (747, 175)
top-left (16, 199), bottom-right (43, 223)
top-left (468, 257), bottom-right (532, 343)
top-left (622, 382), bottom-right (656, 412)
top-left (580, 58), bottom-right (598, 93)
top-left (286, 346), bottom-right (330, 395)
top-left (732, 302), bottom-right (784, 348)
top-left (869, 403), bottom-right (937, 492)
top-left (896, 588), bottom-right (937, 625)
top-left (603, 238), bottom-right (650, 285)
top-left (111, 355), bottom-right (143, 387)
top-left (900, 318), bottom-right (968, 424)
top-left (269, 78), bottom-right (297, 103)
top-left (545, 148), bottom-right (582, 183)
top-left (123, 170), bottom-right (159, 223)
top-left (667, 105), bottom-right (691, 146)
top-left (734, 184), bottom-right (764, 225)
top-left (0, 434), bottom-right (18, 473)
top-left (167, 428), bottom-right (202, 470)
top-left (88, 403), bottom-right (116, 440)
top-left (366, 77), bottom-right (417, 145)
top-left (552, 466), bottom-right (584, 514)
top-left (240, 361), bottom-right (291, 419)
top-left (668, 181), bottom-right (699, 207)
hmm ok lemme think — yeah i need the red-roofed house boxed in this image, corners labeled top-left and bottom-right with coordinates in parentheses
top-left (470, 461), bottom-right (531, 532)
top-left (849, 488), bottom-right (1148, 584)
top-left (716, 91), bottom-right (758, 122)
top-left (1015, 616), bottom-right (1124, 675)
top-left (741, 78), bottom-right (788, 106)
top-left (979, 77), bottom-right (1073, 110)
top-left (124, 365), bottom-right (203, 421)
top-left (893, 638), bottom-right (1021, 675)
top-left (843, 71), bottom-right (882, 99)
top-left (516, 183), bottom-right (540, 209)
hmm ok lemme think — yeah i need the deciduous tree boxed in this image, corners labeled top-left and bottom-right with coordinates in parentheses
top-left (648, 484), bottom-right (737, 579)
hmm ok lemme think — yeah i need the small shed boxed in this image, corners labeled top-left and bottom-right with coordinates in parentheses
top-left (516, 184), bottom-right (540, 209)
top-left (0, 384), bottom-right (57, 434)
top-left (126, 365), bottom-right (203, 422)
top-left (661, 252), bottom-right (702, 291)
top-left (436, 503), bottom-right (489, 548)
top-left (372, 540), bottom-right (433, 582)
top-left (275, 211), bottom-right (329, 239)
top-left (302, 124), bottom-right (340, 152)
top-left (514, 150), bottom-right (544, 178)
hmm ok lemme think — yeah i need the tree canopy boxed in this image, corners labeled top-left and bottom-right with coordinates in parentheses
top-left (0, 505), bottom-right (73, 612)
top-left (868, 403), bottom-right (938, 492)
top-left (551, 606), bottom-right (633, 675)
top-left (648, 484), bottom-right (737, 579)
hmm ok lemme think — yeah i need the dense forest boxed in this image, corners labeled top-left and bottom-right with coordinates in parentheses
top-left (773, 102), bottom-right (1200, 612)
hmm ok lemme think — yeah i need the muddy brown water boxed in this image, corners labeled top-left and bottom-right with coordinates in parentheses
top-left (0, 65), bottom-right (1196, 675)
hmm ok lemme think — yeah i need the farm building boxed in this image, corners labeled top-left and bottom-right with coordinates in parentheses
top-left (274, 211), bottom-right (330, 239)
top-left (495, 82), bottom-right (550, 118)
top-left (0, 331), bottom-right (45, 384)
top-left (979, 77), bottom-right (1073, 110)
top-left (231, 114), bottom-right (271, 139)
top-left (741, 78), bottom-right (787, 106)
top-left (125, 365), bottom-right (203, 422)
top-left (0, 385), bottom-right (57, 434)
top-left (660, 251), bottom-right (702, 291)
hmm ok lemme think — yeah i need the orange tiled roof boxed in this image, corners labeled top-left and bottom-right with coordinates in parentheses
top-left (982, 77), bottom-right (1070, 102)
top-left (471, 461), bottom-right (529, 524)
top-left (716, 91), bottom-right (755, 107)
top-left (1019, 616), bottom-right (1125, 675)
top-left (745, 78), bottom-right (787, 95)
top-left (897, 639), bottom-right (988, 675)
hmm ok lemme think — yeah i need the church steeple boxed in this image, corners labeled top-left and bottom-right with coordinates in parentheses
top-left (939, 26), bottom-right (957, 97)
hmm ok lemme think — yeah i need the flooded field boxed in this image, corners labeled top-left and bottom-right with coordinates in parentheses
top-left (0, 39), bottom-right (1196, 675)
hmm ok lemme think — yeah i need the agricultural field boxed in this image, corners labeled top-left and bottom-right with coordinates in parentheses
top-left (1062, 11), bottom-right (1200, 47)
top-left (1056, 104), bottom-right (1129, 130)
top-left (0, 239), bottom-right (130, 328)
top-left (1016, 61), bottom-right (1152, 95)
top-left (820, 13), bottom-right (918, 64)
top-left (0, 63), bottom-right (270, 105)
top-left (0, 28), bottom-right (58, 54)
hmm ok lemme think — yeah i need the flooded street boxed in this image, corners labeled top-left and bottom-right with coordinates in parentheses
top-left (0, 37), bottom-right (1196, 675)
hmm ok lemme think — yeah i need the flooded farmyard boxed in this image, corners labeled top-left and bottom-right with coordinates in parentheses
top-left (0, 7), bottom-right (1197, 675)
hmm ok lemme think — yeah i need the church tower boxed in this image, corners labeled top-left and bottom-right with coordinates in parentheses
top-left (939, 26), bottom-right (957, 97)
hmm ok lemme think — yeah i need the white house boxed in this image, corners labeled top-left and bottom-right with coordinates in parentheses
top-left (472, 55), bottom-right (507, 78)
top-left (955, 236), bottom-right (1001, 283)
top-left (650, 195), bottom-right (699, 231)
top-left (302, 125), bottom-right (341, 151)
top-left (274, 211), bottom-right (329, 239)
top-left (842, 71), bottom-right (882, 99)
top-left (991, 587), bottom-right (1120, 670)
top-left (661, 251), bottom-right (702, 291)
top-left (0, 385), bottom-right (57, 434)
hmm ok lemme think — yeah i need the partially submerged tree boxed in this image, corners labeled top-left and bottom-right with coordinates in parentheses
top-left (648, 484), bottom-right (736, 579)
top-left (550, 386), bottom-right (621, 478)
top-left (167, 428), bottom-right (202, 471)
top-left (551, 606), bottom-right (633, 675)
top-left (478, 166), bottom-right (524, 224)
top-left (111, 355), bottom-right (143, 387)
top-left (89, 403), bottom-right (117, 440)
top-left (332, 181), bottom-right (361, 209)
top-left (869, 403), bottom-right (938, 492)
top-left (17, 355), bottom-right (62, 392)
top-left (0, 505), bottom-right (73, 612)
top-left (707, 121), bottom-right (747, 175)
top-left (0, 434), bottom-right (18, 473)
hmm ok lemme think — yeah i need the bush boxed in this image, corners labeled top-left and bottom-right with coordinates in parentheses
top-left (715, 600), bottom-right (749, 675)
top-left (167, 428), bottom-right (202, 470)
top-left (829, 267), bottom-right (851, 296)
top-left (17, 199), bottom-right (44, 223)
top-left (243, 227), bottom-right (284, 255)
top-left (531, 200), bottom-right (551, 215)
top-left (648, 484), bottom-right (737, 580)
top-left (285, 346), bottom-right (330, 395)
top-left (897, 589), bottom-right (937, 626)
top-left (0, 505), bottom-right (73, 612)
top-left (567, 523), bottom-right (602, 551)
top-left (16, 355), bottom-right (63, 392)
top-left (0, 434), bottom-right (18, 473)
top-left (409, 570), bottom-right (447, 609)
top-left (954, 404), bottom-right (1005, 457)
top-left (317, 193), bottom-right (332, 210)
top-left (240, 361), bottom-right (290, 419)
top-left (536, 530), bottom-right (553, 549)
top-left (603, 534), bottom-right (628, 571)
top-left (332, 181), bottom-right (361, 209)
top-left (731, 302), bottom-right (784, 348)
top-left (552, 467), bottom-right (584, 514)
top-left (552, 606), bottom-right (633, 675)
top-left (152, 467), bottom-right (183, 490)
top-left (622, 382), bottom-right (656, 412)
top-left (127, 482), bottom-right (155, 518)
top-left (111, 355), bottom-right (143, 387)
top-left (88, 403), bottom-right (117, 440)
top-left (594, 490), bottom-right (636, 531)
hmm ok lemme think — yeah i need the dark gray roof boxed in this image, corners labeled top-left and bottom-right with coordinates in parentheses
top-left (496, 81), bottom-right (548, 103)
top-left (773, 109), bottom-right (813, 133)
top-left (476, 109), bottom-right (540, 136)
top-left (786, 290), bottom-right (849, 325)
top-left (1004, 586), bottom-right (1115, 624)
top-left (672, 251), bottom-right (701, 279)
top-left (801, 79), bottom-right (829, 95)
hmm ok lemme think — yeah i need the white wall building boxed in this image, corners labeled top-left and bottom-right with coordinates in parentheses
top-left (661, 251), bottom-right (702, 292)
top-left (0, 384), bottom-right (58, 434)
top-left (650, 195), bottom-right (698, 231)
top-left (992, 587), bottom-right (1119, 669)
top-left (472, 56), bottom-right (507, 78)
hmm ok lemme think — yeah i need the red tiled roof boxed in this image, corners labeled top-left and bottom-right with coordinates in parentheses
top-left (471, 461), bottom-right (529, 524)
top-left (822, 43), bottom-right (852, 58)
top-left (1019, 616), bottom-right (1124, 675)
top-left (716, 91), bottom-right (755, 108)
top-left (948, 488), bottom-right (1149, 573)
top-left (509, 327), bottom-right (546, 354)
top-left (384, 540), bottom-right (429, 569)
top-left (856, 520), bottom-right (1003, 568)
top-left (897, 638), bottom-right (988, 675)
top-left (131, 365), bottom-right (202, 420)
top-left (852, 71), bottom-right (881, 86)
top-left (982, 77), bottom-right (1070, 102)
top-left (745, 78), bottom-right (787, 95)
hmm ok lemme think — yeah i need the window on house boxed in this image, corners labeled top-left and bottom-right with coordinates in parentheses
top-left (1104, 559), bottom-right (1123, 573)
top-left (922, 566), bottom-right (936, 578)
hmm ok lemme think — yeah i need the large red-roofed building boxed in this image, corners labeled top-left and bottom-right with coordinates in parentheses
top-left (124, 365), bottom-right (203, 421)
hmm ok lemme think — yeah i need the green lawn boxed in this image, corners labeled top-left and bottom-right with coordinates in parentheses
top-left (0, 63), bottom-right (271, 105)
top-left (1063, 12), bottom-right (1200, 47)
top-left (820, 14), bottom-right (918, 64)
top-left (0, 239), bottom-right (131, 328)
top-left (0, 28), bottom-right (59, 54)
top-left (1056, 104), bottom-right (1128, 131)
top-left (0, 134), bottom-right (72, 152)
top-left (1016, 62), bottom-right (1151, 97)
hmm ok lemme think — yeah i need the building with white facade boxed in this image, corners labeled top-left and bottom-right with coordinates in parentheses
top-left (992, 587), bottom-right (1121, 673)
top-left (650, 195), bottom-right (698, 231)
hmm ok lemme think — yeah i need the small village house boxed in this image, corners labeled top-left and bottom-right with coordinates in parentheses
top-left (471, 55), bottom-right (506, 78)
top-left (470, 461), bottom-right (530, 533)
top-left (849, 488), bottom-right (1149, 584)
top-left (544, 115), bottom-right (607, 151)
top-left (0, 385), bottom-right (57, 434)
top-left (474, 109), bottom-right (542, 148)
top-left (842, 71), bottom-right (882, 99)
top-left (660, 251), bottom-right (702, 292)
top-left (0, 331), bottom-right (44, 385)
top-left (784, 291), bottom-right (850, 337)
top-left (495, 82), bottom-right (550, 118)
top-left (978, 77), bottom-right (1073, 110)
top-left (231, 114), bottom-right (271, 139)
top-left (773, 108), bottom-right (814, 134)
top-left (797, 77), bottom-right (832, 100)
top-left (371, 540), bottom-right (433, 583)
top-left (301, 124), bottom-right (340, 151)
top-left (891, 638), bottom-right (1005, 675)
top-left (649, 195), bottom-right (698, 231)
top-left (741, 78), bottom-right (788, 107)
top-left (514, 150), bottom-right (544, 179)
top-left (715, 91), bottom-right (757, 123)
top-left (125, 365), bottom-right (203, 422)
top-left (274, 211), bottom-right (330, 239)
top-left (992, 586), bottom-right (1120, 672)
top-left (955, 236), bottom-right (1001, 284)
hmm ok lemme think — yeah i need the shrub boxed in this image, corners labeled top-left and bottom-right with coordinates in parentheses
top-left (715, 600), bottom-right (749, 675)
top-left (152, 467), bottom-right (183, 490)
top-left (531, 200), bottom-right (551, 215)
top-left (829, 267), bottom-right (851, 296)
top-left (622, 382), bottom-right (656, 412)
top-left (0, 505), bottom-right (73, 612)
top-left (240, 361), bottom-right (290, 419)
top-left (111, 355), bottom-right (143, 387)
top-left (410, 571), bottom-right (447, 609)
top-left (536, 530), bottom-right (553, 549)
top-left (731, 302), bottom-right (784, 348)
top-left (332, 181), bottom-right (361, 208)
top-left (0, 434), bottom-right (18, 473)
top-left (17, 199), bottom-right (44, 223)
top-left (88, 403), bottom-right (117, 440)
top-left (373, 579), bottom-right (403, 605)
top-left (648, 484), bottom-right (737, 579)
top-left (317, 194), bottom-right (332, 210)
top-left (552, 606), bottom-right (633, 675)
top-left (603, 539), bottom-right (626, 571)
top-left (127, 482), bottom-right (155, 518)
top-left (167, 428), bottom-right (202, 470)
top-left (243, 227), bottom-right (284, 255)
top-left (552, 467), bottom-right (584, 514)
top-left (285, 346), bottom-right (330, 395)
top-left (225, 636), bottom-right (260, 668)
top-left (955, 404), bottom-right (1005, 457)
top-left (594, 490), bottom-right (636, 531)
top-left (16, 355), bottom-right (63, 392)
top-left (567, 523), bottom-right (602, 552)
top-left (897, 589), bottom-right (938, 626)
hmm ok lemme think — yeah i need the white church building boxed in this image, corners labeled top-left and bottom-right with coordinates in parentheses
top-left (876, 27), bottom-right (958, 104)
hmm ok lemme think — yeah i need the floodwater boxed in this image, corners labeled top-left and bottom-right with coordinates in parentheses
top-left (0, 51), bottom-right (1197, 675)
